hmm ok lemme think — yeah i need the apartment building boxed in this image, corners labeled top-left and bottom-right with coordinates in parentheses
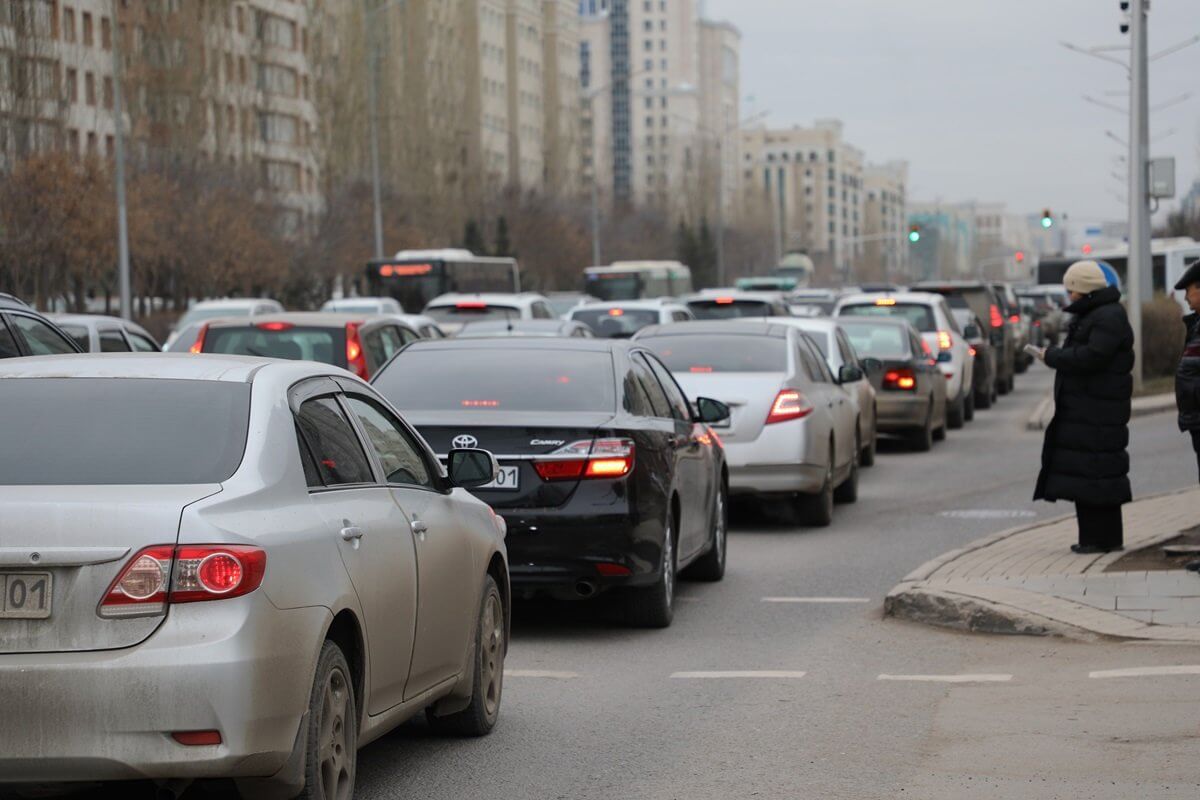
top-left (863, 160), bottom-right (909, 280)
top-left (0, 1), bottom-right (322, 227)
top-left (580, 0), bottom-right (738, 217)
top-left (740, 119), bottom-right (866, 279)
top-left (697, 18), bottom-right (739, 221)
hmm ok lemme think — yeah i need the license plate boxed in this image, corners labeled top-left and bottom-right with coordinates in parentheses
top-left (481, 465), bottom-right (520, 491)
top-left (0, 572), bottom-right (52, 620)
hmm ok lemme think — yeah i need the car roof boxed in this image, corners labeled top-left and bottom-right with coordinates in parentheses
top-left (684, 290), bottom-right (786, 302)
top-left (459, 319), bottom-right (579, 331)
top-left (190, 298), bottom-right (279, 309)
top-left (424, 292), bottom-right (547, 307)
top-left (573, 299), bottom-right (681, 311)
top-left (767, 316), bottom-right (838, 334)
top-left (400, 336), bottom-right (629, 355)
top-left (0, 292), bottom-right (31, 309)
top-left (635, 320), bottom-right (793, 339)
top-left (0, 352), bottom-right (355, 383)
top-left (837, 291), bottom-right (946, 306)
top-left (835, 316), bottom-right (918, 330)
top-left (204, 312), bottom-right (399, 328)
top-left (911, 280), bottom-right (991, 290)
top-left (323, 296), bottom-right (394, 304)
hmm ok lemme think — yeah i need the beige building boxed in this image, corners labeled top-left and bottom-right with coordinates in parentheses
top-left (740, 119), bottom-right (866, 280)
top-left (863, 160), bottom-right (909, 281)
top-left (697, 18), bottom-right (740, 222)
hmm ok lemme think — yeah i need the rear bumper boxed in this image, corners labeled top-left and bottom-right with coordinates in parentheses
top-left (876, 394), bottom-right (929, 431)
top-left (0, 594), bottom-right (328, 784)
top-left (728, 462), bottom-right (826, 495)
top-left (721, 428), bottom-right (824, 496)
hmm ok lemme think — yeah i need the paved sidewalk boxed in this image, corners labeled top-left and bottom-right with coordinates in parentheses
top-left (886, 487), bottom-right (1200, 642)
top-left (1026, 390), bottom-right (1177, 431)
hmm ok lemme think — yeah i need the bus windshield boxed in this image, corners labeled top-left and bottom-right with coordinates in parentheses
top-left (367, 257), bottom-right (519, 310)
top-left (585, 274), bottom-right (641, 301)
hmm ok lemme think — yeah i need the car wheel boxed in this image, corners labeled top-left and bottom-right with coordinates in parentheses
top-left (834, 434), bottom-right (859, 504)
top-left (624, 512), bottom-right (677, 628)
top-left (797, 455), bottom-right (835, 526)
top-left (426, 575), bottom-right (505, 736)
top-left (1006, 374), bottom-right (1016, 394)
top-left (910, 406), bottom-right (933, 452)
top-left (975, 384), bottom-right (993, 410)
top-left (947, 392), bottom-right (965, 430)
top-left (963, 390), bottom-right (976, 422)
top-left (298, 642), bottom-right (357, 800)
top-left (688, 479), bottom-right (727, 582)
top-left (861, 415), bottom-right (877, 467)
top-left (997, 372), bottom-right (1011, 396)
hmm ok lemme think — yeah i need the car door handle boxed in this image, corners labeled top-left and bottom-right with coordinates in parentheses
top-left (411, 519), bottom-right (429, 535)
top-left (340, 526), bottom-right (365, 542)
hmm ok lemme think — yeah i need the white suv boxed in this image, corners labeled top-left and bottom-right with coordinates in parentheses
top-left (834, 292), bottom-right (975, 429)
top-left (422, 293), bottom-right (554, 335)
top-left (569, 299), bottom-right (694, 338)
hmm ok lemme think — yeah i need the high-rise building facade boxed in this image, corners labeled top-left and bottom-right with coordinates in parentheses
top-left (697, 18), bottom-right (739, 222)
top-left (863, 160), bottom-right (909, 280)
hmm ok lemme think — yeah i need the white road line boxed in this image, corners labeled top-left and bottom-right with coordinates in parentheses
top-left (505, 670), bottom-right (579, 680)
top-left (1089, 665), bottom-right (1200, 679)
top-left (761, 597), bottom-right (871, 604)
top-left (670, 671), bottom-right (807, 679)
top-left (877, 673), bottom-right (1013, 683)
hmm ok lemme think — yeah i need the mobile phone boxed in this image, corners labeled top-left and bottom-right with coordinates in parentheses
top-left (1023, 344), bottom-right (1043, 358)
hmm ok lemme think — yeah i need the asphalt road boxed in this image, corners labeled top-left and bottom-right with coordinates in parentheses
top-left (74, 365), bottom-right (1200, 799)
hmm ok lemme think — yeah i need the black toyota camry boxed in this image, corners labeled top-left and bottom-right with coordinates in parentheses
top-left (371, 338), bottom-right (730, 628)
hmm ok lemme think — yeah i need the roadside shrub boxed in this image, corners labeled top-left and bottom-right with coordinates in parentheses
top-left (1141, 293), bottom-right (1186, 378)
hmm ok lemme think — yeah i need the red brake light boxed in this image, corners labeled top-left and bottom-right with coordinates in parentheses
top-left (608, 308), bottom-right (625, 316)
top-left (257, 321), bottom-right (293, 331)
top-left (766, 389), bottom-right (813, 425)
top-left (345, 323), bottom-right (369, 379)
top-left (989, 304), bottom-right (1004, 328)
top-left (533, 439), bottom-right (635, 481)
top-left (595, 562), bottom-right (632, 577)
top-left (690, 366), bottom-right (714, 373)
top-left (883, 369), bottom-right (917, 391)
top-left (172, 731), bottom-right (223, 746)
top-left (461, 399), bottom-right (500, 408)
top-left (379, 265), bottom-right (395, 277)
top-left (99, 545), bottom-right (266, 617)
top-left (714, 297), bottom-right (735, 305)
top-left (936, 330), bottom-right (953, 350)
top-left (1008, 314), bottom-right (1020, 324)
top-left (189, 324), bottom-right (209, 354)
top-left (456, 301), bottom-right (488, 309)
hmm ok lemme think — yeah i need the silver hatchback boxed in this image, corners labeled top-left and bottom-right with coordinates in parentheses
top-left (0, 354), bottom-right (509, 798)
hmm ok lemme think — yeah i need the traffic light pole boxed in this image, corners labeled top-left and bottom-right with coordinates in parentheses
top-left (1128, 0), bottom-right (1150, 392)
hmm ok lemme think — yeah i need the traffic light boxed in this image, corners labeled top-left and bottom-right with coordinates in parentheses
top-left (1040, 209), bottom-right (1054, 229)
top-left (908, 224), bottom-right (921, 243)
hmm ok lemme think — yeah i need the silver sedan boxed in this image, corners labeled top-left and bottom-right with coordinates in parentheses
top-left (636, 321), bottom-right (860, 526)
top-left (0, 354), bottom-right (509, 798)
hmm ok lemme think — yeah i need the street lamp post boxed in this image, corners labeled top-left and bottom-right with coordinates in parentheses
top-left (364, 0), bottom-right (407, 261)
top-left (110, 0), bottom-right (131, 320)
top-left (1127, 0), bottom-right (1150, 392)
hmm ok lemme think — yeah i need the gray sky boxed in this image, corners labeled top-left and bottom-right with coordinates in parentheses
top-left (704, 0), bottom-right (1200, 222)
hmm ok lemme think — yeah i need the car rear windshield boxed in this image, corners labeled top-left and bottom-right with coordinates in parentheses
top-left (375, 349), bottom-right (616, 412)
top-left (839, 302), bottom-right (936, 332)
top-left (839, 323), bottom-right (912, 360)
top-left (641, 335), bottom-right (787, 373)
top-left (0, 378), bottom-right (250, 485)
top-left (425, 305), bottom-right (520, 324)
top-left (177, 306), bottom-right (253, 327)
top-left (687, 300), bottom-right (774, 320)
top-left (572, 308), bottom-right (660, 337)
top-left (204, 325), bottom-right (346, 367)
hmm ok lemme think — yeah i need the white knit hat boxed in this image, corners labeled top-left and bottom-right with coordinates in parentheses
top-left (1063, 260), bottom-right (1108, 295)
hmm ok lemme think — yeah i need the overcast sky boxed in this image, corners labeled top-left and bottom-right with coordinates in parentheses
top-left (703, 0), bottom-right (1200, 223)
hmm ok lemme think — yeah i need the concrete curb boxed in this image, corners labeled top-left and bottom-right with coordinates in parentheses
top-left (1025, 391), bottom-right (1176, 431)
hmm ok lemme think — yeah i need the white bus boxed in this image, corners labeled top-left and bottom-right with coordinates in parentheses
top-left (367, 249), bottom-right (520, 312)
top-left (1036, 238), bottom-right (1200, 309)
top-left (582, 261), bottom-right (694, 301)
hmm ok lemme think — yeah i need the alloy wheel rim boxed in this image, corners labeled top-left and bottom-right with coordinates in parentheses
top-left (480, 591), bottom-right (504, 719)
top-left (318, 666), bottom-right (354, 800)
top-left (663, 522), bottom-right (675, 606)
top-left (714, 488), bottom-right (727, 565)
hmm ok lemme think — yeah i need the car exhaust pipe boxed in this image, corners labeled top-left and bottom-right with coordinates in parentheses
top-left (575, 580), bottom-right (597, 598)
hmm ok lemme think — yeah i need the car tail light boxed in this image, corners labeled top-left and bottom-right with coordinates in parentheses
top-left (1008, 314), bottom-right (1020, 324)
top-left (189, 324), bottom-right (208, 354)
top-left (608, 308), bottom-right (625, 316)
top-left (969, 346), bottom-right (977, 357)
top-left (172, 731), bottom-right (222, 746)
top-left (1033, 320), bottom-right (1041, 327)
top-left (765, 389), bottom-right (813, 425)
top-left (99, 545), bottom-right (266, 618)
top-left (714, 297), bottom-right (735, 305)
top-left (345, 322), bottom-right (369, 379)
top-left (595, 562), bottom-right (632, 577)
top-left (883, 368), bottom-right (917, 391)
top-left (989, 304), bottom-right (1004, 328)
top-left (533, 439), bottom-right (635, 482)
top-left (456, 301), bottom-right (488, 309)
top-left (936, 330), bottom-right (953, 350)
top-left (257, 321), bottom-right (293, 331)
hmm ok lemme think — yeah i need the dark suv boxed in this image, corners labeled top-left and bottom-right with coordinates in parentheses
top-left (911, 281), bottom-right (1016, 396)
top-left (0, 293), bottom-right (84, 358)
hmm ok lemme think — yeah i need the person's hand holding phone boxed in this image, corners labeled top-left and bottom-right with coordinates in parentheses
top-left (1024, 344), bottom-right (1046, 362)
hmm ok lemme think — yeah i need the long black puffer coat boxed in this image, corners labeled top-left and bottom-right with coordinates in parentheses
top-left (1034, 286), bottom-right (1134, 505)
top-left (1177, 313), bottom-right (1200, 432)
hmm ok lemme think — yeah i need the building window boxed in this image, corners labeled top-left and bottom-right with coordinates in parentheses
top-left (66, 68), bottom-right (77, 102)
top-left (82, 12), bottom-right (93, 45)
top-left (63, 7), bottom-right (75, 42)
top-left (84, 72), bottom-right (95, 105)
top-left (103, 76), bottom-right (112, 109)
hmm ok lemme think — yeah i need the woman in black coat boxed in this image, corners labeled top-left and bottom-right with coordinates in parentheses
top-left (1033, 261), bottom-right (1134, 554)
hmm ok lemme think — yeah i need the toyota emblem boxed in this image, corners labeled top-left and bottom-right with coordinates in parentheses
top-left (452, 434), bottom-right (479, 449)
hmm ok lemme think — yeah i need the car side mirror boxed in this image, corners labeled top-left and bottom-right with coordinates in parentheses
top-left (447, 448), bottom-right (498, 489)
top-left (963, 323), bottom-right (980, 339)
top-left (694, 397), bottom-right (731, 424)
top-left (838, 364), bottom-right (864, 384)
top-left (860, 357), bottom-right (883, 375)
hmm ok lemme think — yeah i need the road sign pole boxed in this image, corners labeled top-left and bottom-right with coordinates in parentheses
top-left (1128, 0), bottom-right (1150, 392)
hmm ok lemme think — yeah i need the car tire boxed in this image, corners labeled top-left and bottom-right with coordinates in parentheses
top-left (860, 421), bottom-right (877, 468)
top-left (947, 393), bottom-right (965, 430)
top-left (1006, 374), bottom-right (1016, 394)
top-left (797, 455), bottom-right (835, 526)
top-left (963, 390), bottom-right (976, 422)
top-left (624, 512), bottom-right (677, 628)
top-left (997, 371), bottom-right (1011, 396)
top-left (834, 435), bottom-right (859, 504)
top-left (688, 480), bottom-right (727, 582)
top-left (426, 575), bottom-right (505, 737)
top-left (1015, 356), bottom-right (1029, 374)
top-left (297, 642), bottom-right (357, 800)
top-left (910, 407), bottom-right (934, 452)
top-left (975, 385), bottom-right (993, 410)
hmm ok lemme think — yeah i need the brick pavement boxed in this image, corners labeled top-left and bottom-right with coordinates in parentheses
top-left (886, 487), bottom-right (1200, 641)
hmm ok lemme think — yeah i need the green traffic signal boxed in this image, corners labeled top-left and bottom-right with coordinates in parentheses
top-left (908, 225), bottom-right (921, 243)
top-left (1041, 209), bottom-right (1054, 229)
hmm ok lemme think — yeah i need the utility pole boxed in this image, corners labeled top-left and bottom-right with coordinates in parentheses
top-left (365, 0), bottom-right (385, 261)
top-left (110, 0), bottom-right (131, 320)
top-left (1126, 0), bottom-right (1150, 392)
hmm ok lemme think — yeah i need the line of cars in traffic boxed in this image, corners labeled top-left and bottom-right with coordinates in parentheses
top-left (0, 277), bottom-right (1051, 798)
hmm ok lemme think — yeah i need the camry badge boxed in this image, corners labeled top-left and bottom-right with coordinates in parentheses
top-left (452, 434), bottom-right (479, 449)
top-left (530, 439), bottom-right (565, 447)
